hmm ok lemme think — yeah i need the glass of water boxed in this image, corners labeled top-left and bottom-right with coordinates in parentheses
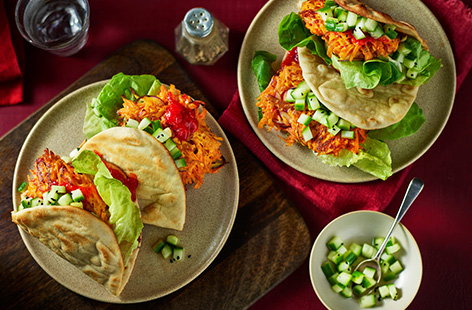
top-left (15, 0), bottom-right (90, 56)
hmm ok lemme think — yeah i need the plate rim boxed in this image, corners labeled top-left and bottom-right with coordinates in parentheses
top-left (237, 0), bottom-right (456, 183)
top-left (12, 80), bottom-right (239, 303)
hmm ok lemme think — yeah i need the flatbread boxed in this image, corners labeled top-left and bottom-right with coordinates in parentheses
top-left (81, 127), bottom-right (186, 231)
top-left (12, 205), bottom-right (132, 296)
top-left (334, 0), bottom-right (428, 49)
top-left (298, 46), bottom-right (419, 129)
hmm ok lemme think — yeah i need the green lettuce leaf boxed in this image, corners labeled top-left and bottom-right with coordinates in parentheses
top-left (83, 73), bottom-right (157, 139)
top-left (72, 150), bottom-right (143, 264)
top-left (278, 12), bottom-right (312, 51)
top-left (318, 137), bottom-right (393, 180)
top-left (251, 51), bottom-right (277, 92)
top-left (294, 35), bottom-right (332, 65)
top-left (368, 102), bottom-right (425, 140)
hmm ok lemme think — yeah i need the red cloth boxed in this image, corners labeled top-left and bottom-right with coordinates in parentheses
top-left (219, 0), bottom-right (472, 217)
top-left (0, 0), bottom-right (23, 105)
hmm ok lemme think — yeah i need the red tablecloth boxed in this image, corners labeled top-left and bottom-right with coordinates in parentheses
top-left (1, 0), bottom-right (471, 309)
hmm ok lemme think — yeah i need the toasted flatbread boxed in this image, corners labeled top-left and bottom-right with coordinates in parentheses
top-left (81, 127), bottom-right (186, 231)
top-left (298, 46), bottom-right (419, 129)
top-left (12, 205), bottom-right (137, 296)
top-left (334, 0), bottom-right (428, 49)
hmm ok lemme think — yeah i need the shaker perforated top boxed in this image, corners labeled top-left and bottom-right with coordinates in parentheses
top-left (184, 8), bottom-right (214, 38)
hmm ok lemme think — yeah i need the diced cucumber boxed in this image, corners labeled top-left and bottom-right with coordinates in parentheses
top-left (175, 158), bottom-right (187, 168)
top-left (383, 270), bottom-right (398, 281)
top-left (363, 266), bottom-right (376, 279)
top-left (386, 243), bottom-right (401, 255)
top-left (58, 193), bottom-right (73, 206)
top-left (173, 246), bottom-right (184, 260)
top-left (388, 284), bottom-right (399, 300)
top-left (284, 88), bottom-right (296, 103)
top-left (341, 130), bottom-right (355, 139)
top-left (69, 147), bottom-right (81, 159)
top-left (386, 237), bottom-right (397, 247)
top-left (403, 58), bottom-right (416, 69)
top-left (71, 189), bottom-right (84, 202)
top-left (302, 126), bottom-right (313, 142)
top-left (153, 127), bottom-right (173, 143)
top-left (169, 147), bottom-right (182, 160)
top-left (336, 272), bottom-right (353, 287)
top-left (360, 294), bottom-right (376, 308)
top-left (20, 198), bottom-right (32, 210)
top-left (381, 261), bottom-right (390, 274)
top-left (152, 240), bottom-right (166, 253)
top-left (353, 27), bottom-right (366, 40)
top-left (327, 236), bottom-right (344, 251)
top-left (161, 244), bottom-right (173, 259)
top-left (328, 272), bottom-right (340, 285)
top-left (51, 185), bottom-right (66, 194)
top-left (343, 251), bottom-right (358, 265)
top-left (346, 11), bottom-right (358, 27)
top-left (369, 25), bottom-right (384, 39)
top-left (325, 18), bottom-right (339, 32)
top-left (306, 94), bottom-right (320, 110)
top-left (362, 276), bottom-right (376, 289)
top-left (337, 119), bottom-right (351, 130)
top-left (297, 113), bottom-right (312, 126)
top-left (328, 125), bottom-right (341, 136)
top-left (362, 243), bottom-right (376, 258)
top-left (327, 251), bottom-right (344, 265)
top-left (389, 260), bottom-right (403, 274)
top-left (378, 285), bottom-right (390, 299)
top-left (337, 10), bottom-right (348, 22)
top-left (138, 117), bottom-right (152, 130)
top-left (147, 80), bottom-right (162, 95)
top-left (164, 139), bottom-right (177, 151)
top-left (327, 112), bottom-right (339, 128)
top-left (317, 7), bottom-right (334, 21)
top-left (334, 23), bottom-right (348, 32)
top-left (70, 202), bottom-right (83, 208)
top-left (321, 261), bottom-right (337, 278)
top-left (17, 182), bottom-right (28, 192)
top-left (126, 118), bottom-right (139, 128)
top-left (337, 261), bottom-right (351, 273)
top-left (46, 191), bottom-right (59, 205)
top-left (406, 68), bottom-right (419, 79)
top-left (31, 198), bottom-right (43, 207)
top-left (292, 81), bottom-right (311, 99)
top-left (364, 18), bottom-right (378, 32)
top-left (353, 284), bottom-right (367, 296)
top-left (336, 245), bottom-right (348, 256)
top-left (349, 243), bottom-right (362, 256)
top-left (385, 29), bottom-right (398, 39)
top-left (397, 44), bottom-right (411, 56)
top-left (372, 237), bottom-right (384, 249)
top-left (331, 284), bottom-right (344, 293)
top-left (352, 271), bottom-right (365, 284)
top-left (340, 286), bottom-right (353, 298)
top-left (294, 98), bottom-right (306, 111)
top-left (380, 252), bottom-right (396, 265)
top-left (313, 109), bottom-right (329, 127)
top-left (166, 235), bottom-right (179, 246)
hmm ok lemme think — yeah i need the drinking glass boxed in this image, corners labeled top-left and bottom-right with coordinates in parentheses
top-left (15, 0), bottom-right (90, 56)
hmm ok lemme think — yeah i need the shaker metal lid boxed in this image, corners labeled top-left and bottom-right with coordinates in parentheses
top-left (184, 8), bottom-right (214, 38)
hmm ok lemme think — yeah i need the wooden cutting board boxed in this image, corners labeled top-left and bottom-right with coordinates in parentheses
top-left (0, 40), bottom-right (311, 309)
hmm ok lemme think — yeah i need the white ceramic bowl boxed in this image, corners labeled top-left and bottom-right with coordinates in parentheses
top-left (309, 211), bottom-right (422, 309)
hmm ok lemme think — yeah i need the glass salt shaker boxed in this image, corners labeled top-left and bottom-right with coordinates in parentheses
top-left (175, 8), bottom-right (229, 65)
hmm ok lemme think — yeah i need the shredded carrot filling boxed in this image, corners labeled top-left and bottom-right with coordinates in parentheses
top-left (117, 85), bottom-right (225, 188)
top-left (24, 149), bottom-right (109, 222)
top-left (256, 57), bottom-right (366, 156)
top-left (300, 0), bottom-right (400, 61)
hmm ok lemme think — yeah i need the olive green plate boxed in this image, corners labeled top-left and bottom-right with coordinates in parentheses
top-left (238, 0), bottom-right (456, 183)
top-left (12, 81), bottom-right (239, 303)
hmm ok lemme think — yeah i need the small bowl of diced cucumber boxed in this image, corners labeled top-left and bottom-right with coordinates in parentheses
top-left (309, 210), bottom-right (422, 309)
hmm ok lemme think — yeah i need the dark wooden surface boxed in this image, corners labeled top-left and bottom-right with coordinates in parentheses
top-left (0, 40), bottom-right (311, 309)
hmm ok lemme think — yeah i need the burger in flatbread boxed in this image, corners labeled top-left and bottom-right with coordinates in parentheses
top-left (251, 0), bottom-right (440, 180)
top-left (12, 149), bottom-right (143, 296)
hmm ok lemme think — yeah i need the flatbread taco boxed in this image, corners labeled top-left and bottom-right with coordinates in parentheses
top-left (251, 0), bottom-right (440, 180)
top-left (12, 149), bottom-right (143, 296)
top-left (80, 127), bottom-right (186, 231)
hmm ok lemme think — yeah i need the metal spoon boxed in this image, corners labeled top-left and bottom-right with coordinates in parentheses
top-left (354, 177), bottom-right (424, 294)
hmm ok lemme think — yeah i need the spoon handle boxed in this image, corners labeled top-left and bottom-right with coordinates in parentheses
top-left (373, 178), bottom-right (424, 260)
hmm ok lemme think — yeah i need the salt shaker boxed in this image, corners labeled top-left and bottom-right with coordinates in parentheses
top-left (175, 8), bottom-right (229, 65)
